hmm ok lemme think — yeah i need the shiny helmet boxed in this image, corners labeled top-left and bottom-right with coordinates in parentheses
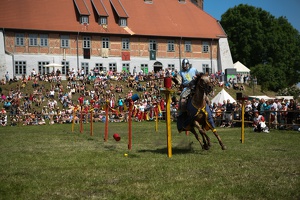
top-left (181, 58), bottom-right (190, 70)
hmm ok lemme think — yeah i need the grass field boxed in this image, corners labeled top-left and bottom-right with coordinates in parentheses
top-left (0, 121), bottom-right (299, 200)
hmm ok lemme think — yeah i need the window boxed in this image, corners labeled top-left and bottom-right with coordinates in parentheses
top-left (99, 17), bottom-right (107, 25)
top-left (119, 18), bottom-right (127, 27)
top-left (168, 64), bottom-right (175, 71)
top-left (95, 63), bottom-right (106, 73)
top-left (15, 61), bottom-right (27, 75)
top-left (38, 61), bottom-right (50, 75)
top-left (29, 34), bottom-right (38, 46)
top-left (202, 64), bottom-right (211, 74)
top-left (102, 37), bottom-right (109, 48)
top-left (80, 16), bottom-right (89, 24)
top-left (122, 38), bottom-right (130, 50)
top-left (167, 40), bottom-right (175, 52)
top-left (62, 61), bottom-right (70, 75)
top-left (185, 41), bottom-right (191, 52)
top-left (149, 40), bottom-right (157, 51)
top-left (61, 35), bottom-right (69, 48)
top-left (83, 36), bottom-right (91, 49)
top-left (202, 42), bottom-right (209, 53)
top-left (122, 63), bottom-right (130, 72)
top-left (81, 62), bottom-right (89, 75)
top-left (141, 64), bottom-right (148, 74)
top-left (15, 33), bottom-right (25, 46)
top-left (109, 63), bottom-right (117, 72)
top-left (40, 34), bottom-right (48, 47)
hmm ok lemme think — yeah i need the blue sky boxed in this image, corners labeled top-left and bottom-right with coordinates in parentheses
top-left (204, 0), bottom-right (300, 32)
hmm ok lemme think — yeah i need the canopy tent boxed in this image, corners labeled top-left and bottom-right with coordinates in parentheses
top-left (275, 96), bottom-right (294, 101)
top-left (249, 95), bottom-right (273, 100)
top-left (233, 61), bottom-right (250, 74)
top-left (211, 89), bottom-right (236, 105)
top-left (44, 63), bottom-right (63, 73)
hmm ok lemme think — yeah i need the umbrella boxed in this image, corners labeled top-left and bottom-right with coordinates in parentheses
top-left (44, 63), bottom-right (63, 73)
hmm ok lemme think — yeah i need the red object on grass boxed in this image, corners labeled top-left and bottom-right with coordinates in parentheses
top-left (113, 133), bottom-right (121, 141)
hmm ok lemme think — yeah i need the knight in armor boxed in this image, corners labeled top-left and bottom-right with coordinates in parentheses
top-left (178, 58), bottom-right (198, 115)
top-left (177, 58), bottom-right (217, 133)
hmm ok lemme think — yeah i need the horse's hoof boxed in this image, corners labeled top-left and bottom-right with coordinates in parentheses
top-left (204, 144), bottom-right (210, 150)
top-left (221, 145), bottom-right (227, 150)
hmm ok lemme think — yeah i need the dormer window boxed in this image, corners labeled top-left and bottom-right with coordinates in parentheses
top-left (119, 18), bottom-right (127, 27)
top-left (98, 16), bottom-right (107, 25)
top-left (80, 16), bottom-right (89, 24)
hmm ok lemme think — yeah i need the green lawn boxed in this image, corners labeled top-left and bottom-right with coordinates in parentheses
top-left (0, 122), bottom-right (299, 200)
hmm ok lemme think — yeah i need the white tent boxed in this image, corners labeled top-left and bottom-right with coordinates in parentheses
top-left (275, 96), bottom-right (294, 100)
top-left (249, 95), bottom-right (273, 100)
top-left (44, 63), bottom-right (63, 73)
top-left (211, 89), bottom-right (236, 105)
top-left (233, 61), bottom-right (250, 74)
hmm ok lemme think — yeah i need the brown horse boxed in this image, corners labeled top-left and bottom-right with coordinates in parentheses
top-left (177, 73), bottom-right (226, 150)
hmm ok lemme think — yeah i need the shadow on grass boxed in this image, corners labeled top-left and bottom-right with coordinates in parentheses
top-left (138, 142), bottom-right (207, 155)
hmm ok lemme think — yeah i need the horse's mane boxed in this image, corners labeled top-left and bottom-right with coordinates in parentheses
top-left (190, 73), bottom-right (205, 94)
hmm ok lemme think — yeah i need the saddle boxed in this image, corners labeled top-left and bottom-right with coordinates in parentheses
top-left (177, 98), bottom-right (216, 132)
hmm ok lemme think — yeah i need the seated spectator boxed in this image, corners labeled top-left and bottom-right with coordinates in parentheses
top-left (240, 84), bottom-right (245, 91)
top-left (253, 110), bottom-right (269, 133)
top-left (233, 83), bottom-right (239, 90)
top-left (3, 100), bottom-right (12, 110)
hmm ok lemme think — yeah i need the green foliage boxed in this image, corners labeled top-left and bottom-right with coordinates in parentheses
top-left (277, 85), bottom-right (300, 99)
top-left (0, 123), bottom-right (300, 199)
top-left (251, 64), bottom-right (287, 91)
top-left (220, 4), bottom-right (300, 91)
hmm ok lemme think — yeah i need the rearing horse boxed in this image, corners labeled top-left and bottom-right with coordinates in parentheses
top-left (177, 73), bottom-right (226, 150)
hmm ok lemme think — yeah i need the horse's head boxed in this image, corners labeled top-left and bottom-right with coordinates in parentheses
top-left (194, 73), bottom-right (214, 95)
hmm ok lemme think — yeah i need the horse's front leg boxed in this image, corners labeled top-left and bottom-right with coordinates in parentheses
top-left (198, 129), bottom-right (211, 150)
top-left (189, 128), bottom-right (204, 150)
top-left (194, 122), bottom-right (210, 150)
top-left (212, 129), bottom-right (226, 150)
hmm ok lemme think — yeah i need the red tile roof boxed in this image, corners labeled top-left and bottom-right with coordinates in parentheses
top-left (91, 0), bottom-right (109, 17)
top-left (74, 0), bottom-right (91, 15)
top-left (109, 0), bottom-right (128, 18)
top-left (0, 0), bottom-right (226, 38)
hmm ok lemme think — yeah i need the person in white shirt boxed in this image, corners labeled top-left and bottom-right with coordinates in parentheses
top-left (253, 110), bottom-right (269, 133)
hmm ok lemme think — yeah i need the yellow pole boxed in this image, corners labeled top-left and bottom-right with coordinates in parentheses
top-left (90, 108), bottom-right (93, 136)
top-left (72, 108), bottom-right (76, 132)
top-left (155, 110), bottom-right (158, 132)
top-left (165, 90), bottom-right (172, 158)
top-left (241, 101), bottom-right (245, 143)
top-left (104, 101), bottom-right (109, 142)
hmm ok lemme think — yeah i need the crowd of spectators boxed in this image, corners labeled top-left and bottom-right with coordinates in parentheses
top-left (1, 68), bottom-right (299, 130)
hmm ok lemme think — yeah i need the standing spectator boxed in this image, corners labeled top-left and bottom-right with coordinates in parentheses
top-left (31, 69), bottom-right (37, 77)
top-left (287, 99), bottom-right (297, 126)
top-left (224, 99), bottom-right (234, 127)
top-left (118, 97), bottom-right (124, 113)
top-left (5, 72), bottom-right (9, 83)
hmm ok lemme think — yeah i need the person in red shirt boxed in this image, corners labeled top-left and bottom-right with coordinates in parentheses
top-left (78, 95), bottom-right (84, 106)
top-left (253, 110), bottom-right (269, 133)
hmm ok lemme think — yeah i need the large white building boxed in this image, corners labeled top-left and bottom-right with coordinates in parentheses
top-left (0, 0), bottom-right (233, 79)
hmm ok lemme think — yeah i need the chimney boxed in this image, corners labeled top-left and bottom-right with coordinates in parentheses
top-left (191, 0), bottom-right (203, 10)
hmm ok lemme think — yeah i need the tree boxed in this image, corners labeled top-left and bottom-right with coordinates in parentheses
top-left (220, 4), bottom-right (300, 91)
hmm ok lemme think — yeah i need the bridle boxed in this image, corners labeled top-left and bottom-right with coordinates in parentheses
top-left (198, 76), bottom-right (214, 95)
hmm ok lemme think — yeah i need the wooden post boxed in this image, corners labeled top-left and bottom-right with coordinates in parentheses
top-left (104, 101), bottom-right (109, 141)
top-left (90, 107), bottom-right (93, 136)
top-left (161, 88), bottom-right (175, 158)
top-left (80, 106), bottom-right (83, 133)
top-left (155, 109), bottom-right (158, 132)
top-left (128, 100), bottom-right (133, 150)
top-left (72, 107), bottom-right (76, 132)
top-left (241, 100), bottom-right (245, 143)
